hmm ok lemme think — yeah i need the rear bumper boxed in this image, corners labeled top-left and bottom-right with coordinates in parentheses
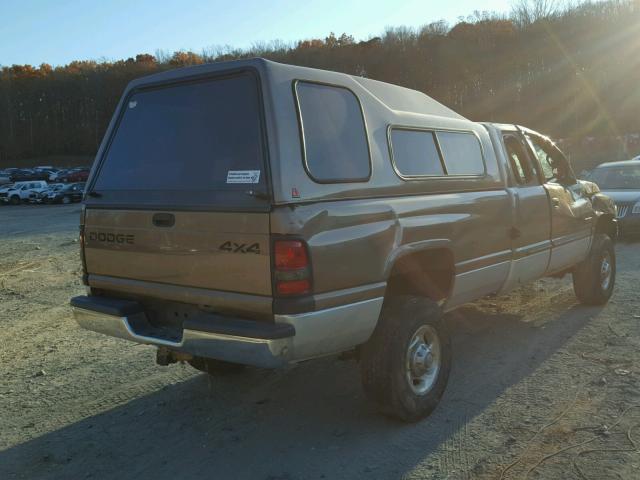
top-left (71, 295), bottom-right (383, 368)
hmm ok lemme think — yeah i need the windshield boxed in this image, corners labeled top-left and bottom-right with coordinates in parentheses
top-left (93, 71), bottom-right (267, 207)
top-left (590, 165), bottom-right (640, 189)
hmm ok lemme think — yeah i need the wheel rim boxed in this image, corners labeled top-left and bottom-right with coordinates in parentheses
top-left (405, 325), bottom-right (441, 395)
top-left (600, 250), bottom-right (612, 291)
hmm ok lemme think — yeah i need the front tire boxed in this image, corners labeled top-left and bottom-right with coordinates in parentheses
top-left (572, 234), bottom-right (616, 305)
top-left (188, 356), bottom-right (246, 376)
top-left (360, 296), bottom-right (451, 422)
top-left (9, 195), bottom-right (20, 205)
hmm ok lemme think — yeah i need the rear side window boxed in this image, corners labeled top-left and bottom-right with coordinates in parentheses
top-left (94, 72), bottom-right (266, 195)
top-left (295, 82), bottom-right (370, 183)
top-left (390, 129), bottom-right (444, 177)
top-left (436, 131), bottom-right (485, 175)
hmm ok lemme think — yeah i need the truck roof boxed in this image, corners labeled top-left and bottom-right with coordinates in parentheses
top-left (127, 57), bottom-right (466, 121)
top-left (595, 159), bottom-right (640, 168)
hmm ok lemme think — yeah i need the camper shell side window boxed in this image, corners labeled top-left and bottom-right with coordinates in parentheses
top-left (293, 81), bottom-right (371, 184)
top-left (388, 126), bottom-right (487, 180)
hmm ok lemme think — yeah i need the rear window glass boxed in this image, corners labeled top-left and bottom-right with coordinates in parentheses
top-left (390, 129), bottom-right (444, 176)
top-left (94, 72), bottom-right (265, 193)
top-left (436, 131), bottom-right (485, 175)
top-left (295, 82), bottom-right (370, 183)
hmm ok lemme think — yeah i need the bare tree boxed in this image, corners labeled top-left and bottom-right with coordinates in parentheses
top-left (511, 0), bottom-right (564, 25)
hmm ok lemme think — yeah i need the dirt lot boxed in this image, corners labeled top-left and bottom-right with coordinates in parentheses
top-left (0, 205), bottom-right (639, 480)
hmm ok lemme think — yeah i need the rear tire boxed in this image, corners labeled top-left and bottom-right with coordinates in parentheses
top-left (572, 234), bottom-right (616, 305)
top-left (188, 356), bottom-right (246, 376)
top-left (360, 296), bottom-right (451, 422)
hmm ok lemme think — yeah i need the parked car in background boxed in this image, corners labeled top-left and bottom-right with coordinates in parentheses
top-left (0, 180), bottom-right (48, 205)
top-left (46, 182), bottom-right (85, 204)
top-left (589, 159), bottom-right (640, 236)
top-left (0, 171), bottom-right (11, 185)
top-left (48, 169), bottom-right (71, 181)
top-left (48, 169), bottom-right (64, 181)
top-left (9, 169), bottom-right (37, 182)
top-left (0, 183), bottom-right (16, 201)
top-left (34, 167), bottom-right (59, 180)
top-left (59, 168), bottom-right (90, 183)
top-left (29, 183), bottom-right (65, 203)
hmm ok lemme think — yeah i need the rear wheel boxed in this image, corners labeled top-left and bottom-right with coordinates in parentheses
top-left (188, 356), bottom-right (246, 375)
top-left (360, 296), bottom-right (451, 422)
top-left (573, 234), bottom-right (616, 305)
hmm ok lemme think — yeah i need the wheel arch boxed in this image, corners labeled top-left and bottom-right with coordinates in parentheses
top-left (383, 240), bottom-right (456, 304)
top-left (594, 212), bottom-right (617, 242)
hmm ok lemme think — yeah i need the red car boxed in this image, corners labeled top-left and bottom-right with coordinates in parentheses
top-left (60, 168), bottom-right (90, 183)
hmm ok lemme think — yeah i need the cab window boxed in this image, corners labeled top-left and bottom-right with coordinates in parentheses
top-left (525, 133), bottom-right (556, 182)
top-left (503, 134), bottom-right (538, 185)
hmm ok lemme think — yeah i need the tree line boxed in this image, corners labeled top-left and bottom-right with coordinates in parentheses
top-left (1, 0), bottom-right (639, 168)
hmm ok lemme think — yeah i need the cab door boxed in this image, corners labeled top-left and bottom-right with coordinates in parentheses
top-left (524, 131), bottom-right (593, 273)
top-left (500, 130), bottom-right (552, 292)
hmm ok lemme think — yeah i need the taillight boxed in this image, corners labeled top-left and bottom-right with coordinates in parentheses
top-left (273, 240), bottom-right (311, 296)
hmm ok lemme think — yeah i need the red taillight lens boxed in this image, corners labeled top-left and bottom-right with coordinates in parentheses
top-left (273, 240), bottom-right (311, 296)
top-left (275, 241), bottom-right (309, 270)
top-left (276, 278), bottom-right (311, 295)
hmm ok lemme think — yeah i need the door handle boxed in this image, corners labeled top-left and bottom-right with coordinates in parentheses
top-left (552, 198), bottom-right (560, 208)
top-left (152, 213), bottom-right (175, 227)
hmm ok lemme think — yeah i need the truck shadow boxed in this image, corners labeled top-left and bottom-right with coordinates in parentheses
top-left (1, 298), bottom-right (603, 480)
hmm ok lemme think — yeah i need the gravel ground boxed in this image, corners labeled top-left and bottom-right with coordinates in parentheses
top-left (0, 204), bottom-right (639, 480)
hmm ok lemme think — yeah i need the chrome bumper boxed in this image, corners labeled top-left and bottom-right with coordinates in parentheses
top-left (72, 307), bottom-right (292, 368)
top-left (72, 297), bottom-right (383, 368)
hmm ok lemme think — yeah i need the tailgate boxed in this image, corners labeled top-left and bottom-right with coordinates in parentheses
top-left (84, 209), bottom-right (271, 295)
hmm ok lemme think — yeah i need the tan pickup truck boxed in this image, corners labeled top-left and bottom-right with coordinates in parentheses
top-left (71, 58), bottom-right (617, 421)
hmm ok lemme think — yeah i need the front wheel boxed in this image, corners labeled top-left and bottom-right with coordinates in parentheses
top-left (62, 196), bottom-right (71, 204)
top-left (572, 234), bottom-right (616, 305)
top-left (360, 296), bottom-right (451, 422)
top-left (9, 195), bottom-right (20, 205)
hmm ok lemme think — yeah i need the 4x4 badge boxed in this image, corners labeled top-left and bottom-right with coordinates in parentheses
top-left (219, 241), bottom-right (261, 254)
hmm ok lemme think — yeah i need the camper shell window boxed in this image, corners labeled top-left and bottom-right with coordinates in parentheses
top-left (90, 70), bottom-right (269, 208)
top-left (294, 81), bottom-right (371, 183)
top-left (389, 127), bottom-right (486, 179)
top-left (389, 128), bottom-right (445, 177)
top-left (436, 131), bottom-right (485, 176)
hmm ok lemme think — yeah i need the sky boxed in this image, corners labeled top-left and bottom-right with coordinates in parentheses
top-left (0, 0), bottom-right (513, 66)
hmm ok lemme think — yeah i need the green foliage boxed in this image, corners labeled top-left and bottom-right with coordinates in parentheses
top-left (1, 0), bottom-right (639, 165)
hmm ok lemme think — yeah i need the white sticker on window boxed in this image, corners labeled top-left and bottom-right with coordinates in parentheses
top-left (226, 170), bottom-right (261, 184)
